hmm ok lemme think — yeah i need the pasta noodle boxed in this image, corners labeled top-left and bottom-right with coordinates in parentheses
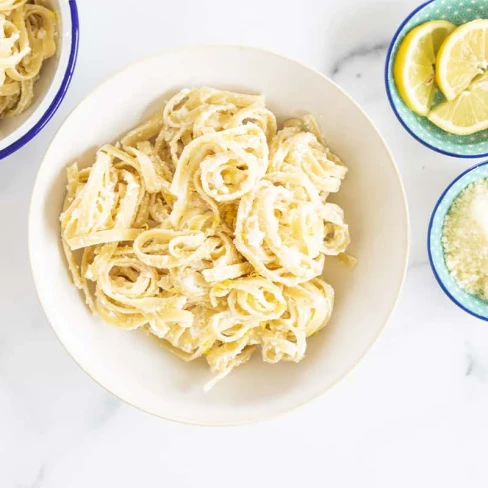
top-left (0, 0), bottom-right (56, 118)
top-left (60, 87), bottom-right (353, 391)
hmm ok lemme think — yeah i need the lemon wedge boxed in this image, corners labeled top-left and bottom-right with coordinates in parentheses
top-left (436, 19), bottom-right (488, 101)
top-left (428, 70), bottom-right (488, 135)
top-left (394, 20), bottom-right (456, 116)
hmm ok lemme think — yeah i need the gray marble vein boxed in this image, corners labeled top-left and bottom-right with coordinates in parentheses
top-left (408, 261), bottom-right (429, 271)
top-left (15, 466), bottom-right (45, 488)
top-left (90, 396), bottom-right (121, 428)
top-left (30, 466), bottom-right (45, 488)
top-left (465, 342), bottom-right (487, 382)
top-left (465, 353), bottom-right (474, 377)
top-left (330, 41), bottom-right (390, 78)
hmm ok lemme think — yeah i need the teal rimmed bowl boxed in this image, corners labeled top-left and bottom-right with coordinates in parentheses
top-left (428, 161), bottom-right (488, 320)
top-left (385, 0), bottom-right (488, 158)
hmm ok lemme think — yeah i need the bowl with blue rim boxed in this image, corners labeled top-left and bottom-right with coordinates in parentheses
top-left (428, 161), bottom-right (488, 320)
top-left (0, 0), bottom-right (79, 160)
top-left (385, 0), bottom-right (488, 158)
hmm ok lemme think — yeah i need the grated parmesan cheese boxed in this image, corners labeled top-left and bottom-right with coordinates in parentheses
top-left (442, 178), bottom-right (488, 300)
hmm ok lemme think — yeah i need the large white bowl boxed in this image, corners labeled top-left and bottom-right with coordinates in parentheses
top-left (0, 0), bottom-right (79, 159)
top-left (29, 46), bottom-right (409, 425)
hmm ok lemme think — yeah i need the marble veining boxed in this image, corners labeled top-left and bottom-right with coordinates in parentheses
top-left (90, 397), bottom-right (121, 429)
top-left (465, 342), bottom-right (487, 381)
top-left (330, 41), bottom-right (390, 78)
top-left (465, 351), bottom-right (475, 377)
top-left (26, 466), bottom-right (45, 488)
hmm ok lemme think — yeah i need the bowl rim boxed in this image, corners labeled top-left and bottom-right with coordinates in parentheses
top-left (29, 44), bottom-right (410, 426)
top-left (384, 0), bottom-right (488, 159)
top-left (427, 160), bottom-right (488, 321)
top-left (0, 0), bottom-right (80, 161)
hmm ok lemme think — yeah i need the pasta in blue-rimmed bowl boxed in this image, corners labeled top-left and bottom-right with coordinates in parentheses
top-left (0, 0), bottom-right (79, 160)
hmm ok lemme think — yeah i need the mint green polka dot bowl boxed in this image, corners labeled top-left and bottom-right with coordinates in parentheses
top-left (385, 0), bottom-right (488, 158)
top-left (428, 161), bottom-right (488, 320)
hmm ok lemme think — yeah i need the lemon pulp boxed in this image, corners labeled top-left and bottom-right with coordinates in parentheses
top-left (394, 20), bottom-right (456, 116)
top-left (436, 19), bottom-right (488, 101)
top-left (428, 70), bottom-right (488, 135)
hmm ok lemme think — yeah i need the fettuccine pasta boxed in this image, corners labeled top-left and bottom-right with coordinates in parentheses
top-left (60, 87), bottom-right (353, 391)
top-left (0, 0), bottom-right (57, 118)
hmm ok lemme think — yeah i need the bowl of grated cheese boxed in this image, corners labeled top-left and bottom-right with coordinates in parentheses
top-left (429, 161), bottom-right (488, 321)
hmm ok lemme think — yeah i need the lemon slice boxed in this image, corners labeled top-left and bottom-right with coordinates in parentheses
top-left (428, 70), bottom-right (488, 135)
top-left (394, 20), bottom-right (456, 116)
top-left (436, 19), bottom-right (488, 101)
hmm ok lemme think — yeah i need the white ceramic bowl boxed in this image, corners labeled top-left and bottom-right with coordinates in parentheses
top-left (29, 46), bottom-right (409, 425)
top-left (0, 0), bottom-right (79, 159)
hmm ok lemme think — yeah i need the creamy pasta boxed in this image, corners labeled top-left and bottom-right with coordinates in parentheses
top-left (0, 0), bottom-right (57, 118)
top-left (60, 87), bottom-right (353, 391)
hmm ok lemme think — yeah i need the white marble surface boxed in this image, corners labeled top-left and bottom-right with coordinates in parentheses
top-left (2, 0), bottom-right (488, 486)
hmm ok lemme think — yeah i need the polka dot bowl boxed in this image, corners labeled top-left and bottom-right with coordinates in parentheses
top-left (385, 0), bottom-right (488, 158)
top-left (428, 161), bottom-right (488, 320)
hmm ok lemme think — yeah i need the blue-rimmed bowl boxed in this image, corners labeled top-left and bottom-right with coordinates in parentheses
top-left (385, 0), bottom-right (488, 158)
top-left (0, 0), bottom-right (79, 160)
top-left (428, 161), bottom-right (488, 321)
